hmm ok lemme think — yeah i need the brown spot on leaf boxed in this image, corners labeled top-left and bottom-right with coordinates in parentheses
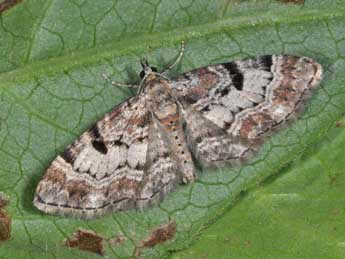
top-left (336, 120), bottom-right (345, 127)
top-left (0, 192), bottom-right (9, 209)
top-left (0, 0), bottom-right (22, 13)
top-left (134, 220), bottom-right (177, 258)
top-left (244, 240), bottom-right (251, 246)
top-left (279, 0), bottom-right (304, 5)
top-left (329, 174), bottom-right (338, 185)
top-left (0, 211), bottom-right (11, 241)
top-left (141, 220), bottom-right (176, 248)
top-left (65, 228), bottom-right (104, 256)
top-left (108, 234), bottom-right (126, 246)
top-left (330, 208), bottom-right (341, 216)
top-left (0, 193), bottom-right (11, 242)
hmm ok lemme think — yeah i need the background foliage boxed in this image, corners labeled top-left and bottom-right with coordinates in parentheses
top-left (0, 0), bottom-right (345, 258)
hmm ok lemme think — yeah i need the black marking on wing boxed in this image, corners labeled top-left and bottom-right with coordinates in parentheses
top-left (61, 149), bottom-right (75, 163)
top-left (89, 124), bottom-right (101, 139)
top-left (182, 73), bottom-right (192, 81)
top-left (108, 160), bottom-right (146, 172)
top-left (89, 125), bottom-right (109, 154)
top-left (259, 55), bottom-right (273, 72)
top-left (152, 151), bottom-right (171, 164)
top-left (35, 193), bottom-right (129, 210)
top-left (220, 88), bottom-right (229, 96)
top-left (214, 87), bottom-right (230, 97)
top-left (92, 140), bottom-right (108, 154)
top-left (112, 140), bottom-right (130, 148)
top-left (223, 62), bottom-right (244, 91)
top-left (200, 105), bottom-right (210, 112)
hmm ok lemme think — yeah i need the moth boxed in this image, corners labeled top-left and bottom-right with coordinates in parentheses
top-left (33, 42), bottom-right (322, 218)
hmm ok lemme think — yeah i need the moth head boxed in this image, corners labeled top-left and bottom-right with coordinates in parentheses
top-left (140, 58), bottom-right (158, 79)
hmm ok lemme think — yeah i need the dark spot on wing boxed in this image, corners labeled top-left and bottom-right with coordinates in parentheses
top-left (92, 140), bottom-right (108, 154)
top-left (89, 124), bottom-right (101, 139)
top-left (66, 180), bottom-right (90, 200)
top-left (223, 62), bottom-right (244, 91)
top-left (182, 73), bottom-right (191, 80)
top-left (215, 87), bottom-right (230, 97)
top-left (260, 55), bottom-right (273, 72)
top-left (220, 88), bottom-right (229, 96)
top-left (200, 105), bottom-right (210, 112)
top-left (137, 136), bottom-right (146, 142)
top-left (61, 149), bottom-right (75, 163)
top-left (112, 140), bottom-right (130, 148)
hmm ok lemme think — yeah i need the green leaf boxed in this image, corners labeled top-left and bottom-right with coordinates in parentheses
top-left (1, 0), bottom-right (345, 258)
top-left (171, 126), bottom-right (345, 259)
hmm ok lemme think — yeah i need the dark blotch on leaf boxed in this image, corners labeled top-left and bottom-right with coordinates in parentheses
top-left (0, 193), bottom-right (9, 209)
top-left (0, 0), bottom-right (23, 13)
top-left (134, 220), bottom-right (177, 258)
top-left (0, 193), bottom-right (11, 242)
top-left (141, 220), bottom-right (176, 247)
top-left (335, 119), bottom-right (345, 128)
top-left (65, 228), bottom-right (104, 256)
top-left (108, 235), bottom-right (126, 246)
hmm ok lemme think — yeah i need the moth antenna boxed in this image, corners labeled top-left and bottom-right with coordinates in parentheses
top-left (102, 73), bottom-right (138, 88)
top-left (162, 41), bottom-right (186, 75)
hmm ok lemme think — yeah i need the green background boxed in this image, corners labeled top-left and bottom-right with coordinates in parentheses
top-left (0, 0), bottom-right (345, 258)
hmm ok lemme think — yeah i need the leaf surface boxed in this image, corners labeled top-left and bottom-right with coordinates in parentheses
top-left (1, 0), bottom-right (345, 258)
top-left (172, 126), bottom-right (345, 258)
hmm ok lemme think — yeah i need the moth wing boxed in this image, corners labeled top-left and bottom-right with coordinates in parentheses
top-left (171, 55), bottom-right (322, 166)
top-left (34, 96), bottom-right (153, 218)
top-left (136, 115), bottom-right (181, 209)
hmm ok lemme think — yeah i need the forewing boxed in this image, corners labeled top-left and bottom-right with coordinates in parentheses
top-left (171, 55), bottom-right (322, 166)
top-left (34, 95), bottom-right (151, 218)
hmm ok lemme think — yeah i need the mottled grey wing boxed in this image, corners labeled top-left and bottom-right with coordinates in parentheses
top-left (33, 96), bottom-right (153, 218)
top-left (171, 55), bottom-right (322, 167)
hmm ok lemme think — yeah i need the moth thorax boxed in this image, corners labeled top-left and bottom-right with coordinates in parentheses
top-left (146, 75), bottom-right (170, 90)
top-left (153, 102), bottom-right (178, 120)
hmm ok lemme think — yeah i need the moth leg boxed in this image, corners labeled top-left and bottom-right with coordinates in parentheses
top-left (102, 73), bottom-right (139, 88)
top-left (161, 41), bottom-right (185, 75)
